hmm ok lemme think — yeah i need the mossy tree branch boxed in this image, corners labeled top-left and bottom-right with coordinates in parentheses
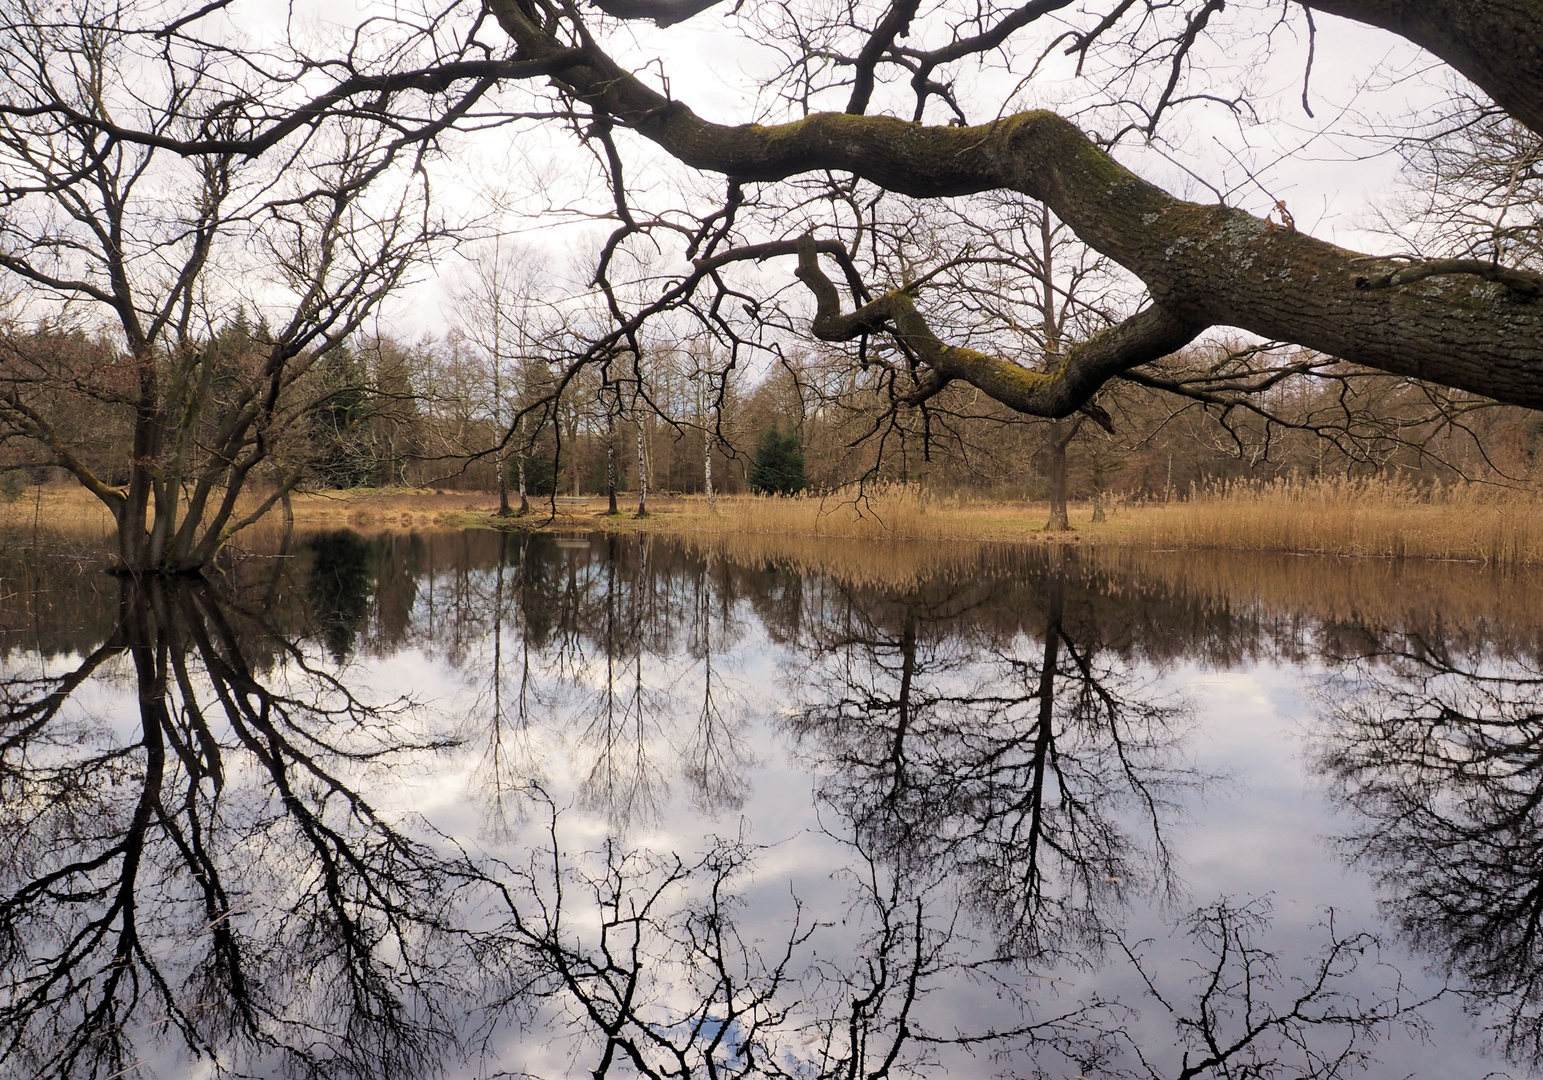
top-left (794, 234), bottom-right (1204, 429)
top-left (489, 0), bottom-right (1543, 412)
top-left (0, 394), bottom-right (126, 519)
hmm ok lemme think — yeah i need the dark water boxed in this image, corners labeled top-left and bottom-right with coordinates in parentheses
top-left (3, 527), bottom-right (1542, 1080)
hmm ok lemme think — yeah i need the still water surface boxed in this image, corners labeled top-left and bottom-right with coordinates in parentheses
top-left (2, 528), bottom-right (1541, 1080)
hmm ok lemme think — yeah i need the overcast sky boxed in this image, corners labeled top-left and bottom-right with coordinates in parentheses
top-left (306, 1), bottom-right (1461, 341)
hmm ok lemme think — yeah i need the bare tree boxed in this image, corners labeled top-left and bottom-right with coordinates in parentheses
top-left (0, 7), bottom-right (450, 571)
top-left (0, 576), bottom-right (472, 1079)
top-left (1317, 632), bottom-right (1543, 1067)
top-left (474, 0), bottom-right (1543, 428)
top-left (0, 1), bottom-right (1534, 505)
top-left (451, 241), bottom-right (553, 515)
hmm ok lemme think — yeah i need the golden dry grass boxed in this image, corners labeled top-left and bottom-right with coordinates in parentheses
top-left (0, 485), bottom-right (505, 536)
top-left (5, 477), bottom-right (1543, 566)
top-left (280, 488), bottom-right (505, 529)
top-left (0, 485), bottom-right (116, 536)
top-left (621, 486), bottom-right (1055, 542)
top-left (611, 479), bottom-right (1543, 565)
top-left (1119, 476), bottom-right (1543, 565)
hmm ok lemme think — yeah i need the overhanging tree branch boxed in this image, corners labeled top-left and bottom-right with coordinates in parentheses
top-left (794, 233), bottom-right (1202, 426)
top-left (487, 0), bottom-right (1543, 412)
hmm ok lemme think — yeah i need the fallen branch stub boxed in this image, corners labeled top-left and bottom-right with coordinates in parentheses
top-left (1353, 258), bottom-right (1543, 300)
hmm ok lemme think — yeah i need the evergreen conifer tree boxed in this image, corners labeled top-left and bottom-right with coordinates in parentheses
top-left (748, 425), bottom-right (808, 495)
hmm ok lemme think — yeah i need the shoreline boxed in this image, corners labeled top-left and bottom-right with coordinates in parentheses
top-left (4, 481), bottom-right (1542, 566)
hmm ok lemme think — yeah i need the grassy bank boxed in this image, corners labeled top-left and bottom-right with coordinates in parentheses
top-left (4, 478), bottom-right (1542, 565)
top-left (561, 479), bottom-right (1543, 565)
top-left (1121, 477), bottom-right (1543, 564)
top-left (0, 485), bottom-right (501, 540)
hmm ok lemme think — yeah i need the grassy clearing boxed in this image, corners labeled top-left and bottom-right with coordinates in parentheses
top-left (5, 477), bottom-right (1542, 565)
top-left (606, 487), bottom-right (1061, 543)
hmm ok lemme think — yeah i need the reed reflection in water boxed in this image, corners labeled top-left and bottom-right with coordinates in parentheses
top-left (0, 528), bottom-right (1538, 1079)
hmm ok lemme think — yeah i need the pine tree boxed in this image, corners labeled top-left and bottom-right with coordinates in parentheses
top-left (748, 425), bottom-right (808, 495)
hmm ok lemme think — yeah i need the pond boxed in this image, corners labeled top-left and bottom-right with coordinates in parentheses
top-left (2, 526), bottom-right (1540, 1080)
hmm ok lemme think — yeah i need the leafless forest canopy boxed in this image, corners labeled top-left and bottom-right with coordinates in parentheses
top-left (0, 0), bottom-right (1540, 565)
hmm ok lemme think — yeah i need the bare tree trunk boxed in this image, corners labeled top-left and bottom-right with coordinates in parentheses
top-left (704, 426), bottom-right (714, 510)
top-left (567, 408), bottom-right (580, 498)
top-left (607, 408), bottom-right (619, 515)
top-left (636, 408), bottom-right (648, 517)
top-left (516, 417), bottom-right (530, 515)
top-left (494, 336), bottom-right (510, 518)
top-left (1044, 417), bottom-right (1083, 532)
top-left (1046, 430), bottom-right (1071, 532)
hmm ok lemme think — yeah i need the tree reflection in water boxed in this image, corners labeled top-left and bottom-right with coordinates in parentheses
top-left (785, 550), bottom-right (1193, 957)
top-left (0, 573), bottom-right (472, 1080)
top-left (1317, 631), bottom-right (1543, 1068)
top-left (0, 531), bottom-right (1506, 1078)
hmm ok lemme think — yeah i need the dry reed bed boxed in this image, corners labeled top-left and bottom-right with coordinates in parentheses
top-left (1122, 478), bottom-right (1543, 564)
top-left (644, 480), bottom-right (1543, 566)
top-left (4, 478), bottom-right (1542, 566)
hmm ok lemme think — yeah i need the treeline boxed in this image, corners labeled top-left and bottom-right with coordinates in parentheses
top-left (746, 344), bottom-right (1543, 503)
top-left (6, 316), bottom-right (1541, 507)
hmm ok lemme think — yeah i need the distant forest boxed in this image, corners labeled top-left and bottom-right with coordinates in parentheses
top-left (4, 321), bottom-right (1537, 506)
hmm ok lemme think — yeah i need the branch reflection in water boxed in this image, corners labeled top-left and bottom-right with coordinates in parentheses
top-left (0, 568), bottom-right (473, 1080)
top-left (0, 527), bottom-right (1529, 1079)
top-left (1317, 627), bottom-right (1543, 1069)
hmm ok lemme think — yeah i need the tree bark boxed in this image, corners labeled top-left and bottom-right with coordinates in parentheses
top-left (636, 412), bottom-right (648, 517)
top-left (1301, 1), bottom-right (1543, 136)
top-left (607, 408), bottom-right (619, 515)
top-left (516, 417), bottom-right (530, 515)
top-left (1045, 435), bottom-right (1070, 532)
top-left (1044, 418), bottom-right (1083, 531)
